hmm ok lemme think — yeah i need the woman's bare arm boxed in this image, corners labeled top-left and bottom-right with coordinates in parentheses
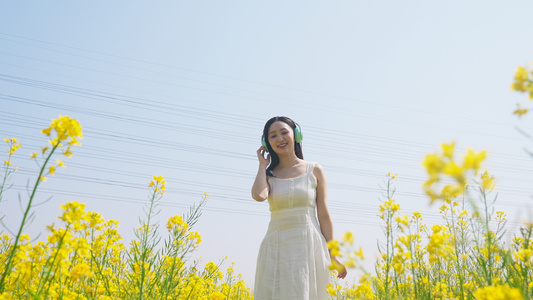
top-left (314, 163), bottom-right (347, 279)
top-left (251, 146), bottom-right (270, 201)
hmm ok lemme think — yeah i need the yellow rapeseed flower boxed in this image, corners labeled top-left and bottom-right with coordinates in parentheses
top-left (329, 257), bottom-right (345, 273)
top-left (188, 231), bottom-right (202, 245)
top-left (38, 116), bottom-right (83, 160)
top-left (422, 153), bottom-right (445, 176)
top-left (19, 234), bottom-right (30, 242)
top-left (8, 145), bottom-right (21, 155)
top-left (473, 284), bottom-right (524, 300)
top-left (441, 184), bottom-right (463, 204)
top-left (209, 291), bottom-right (226, 300)
top-left (463, 149), bottom-right (487, 172)
top-left (58, 201), bottom-right (88, 231)
top-left (513, 103), bottom-right (528, 118)
top-left (427, 224), bottom-right (451, 262)
top-left (515, 249), bottom-right (533, 263)
top-left (45, 115), bottom-right (83, 142)
top-left (457, 220), bottom-right (468, 229)
top-left (153, 175), bottom-right (164, 183)
top-left (327, 240), bottom-right (341, 257)
top-left (481, 170), bottom-right (495, 191)
top-left (443, 161), bottom-right (464, 180)
top-left (387, 172), bottom-right (397, 179)
top-left (441, 141), bottom-right (455, 158)
top-left (343, 231), bottom-right (354, 244)
top-left (68, 137), bottom-right (81, 146)
top-left (395, 215), bottom-right (409, 227)
top-left (514, 66), bottom-right (529, 82)
top-left (354, 247), bottom-right (364, 259)
top-left (41, 127), bottom-right (52, 136)
top-left (4, 138), bottom-right (21, 155)
top-left (70, 263), bottom-right (92, 282)
top-left (56, 159), bottom-right (65, 168)
top-left (326, 284), bottom-right (337, 296)
top-left (63, 146), bottom-right (73, 158)
top-left (167, 215), bottom-right (189, 233)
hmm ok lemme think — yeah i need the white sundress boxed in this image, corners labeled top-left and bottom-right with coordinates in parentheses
top-left (254, 162), bottom-right (330, 300)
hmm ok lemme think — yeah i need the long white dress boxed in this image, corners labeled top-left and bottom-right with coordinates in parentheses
top-left (254, 162), bottom-right (330, 300)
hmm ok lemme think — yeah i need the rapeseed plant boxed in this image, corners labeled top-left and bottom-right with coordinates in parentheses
top-left (328, 142), bottom-right (532, 299)
top-left (1, 138), bottom-right (21, 205)
top-left (0, 116), bottom-right (253, 299)
top-left (511, 64), bottom-right (533, 118)
top-left (0, 115), bottom-right (83, 293)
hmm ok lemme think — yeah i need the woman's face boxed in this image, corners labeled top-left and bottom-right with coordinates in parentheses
top-left (267, 121), bottom-right (294, 155)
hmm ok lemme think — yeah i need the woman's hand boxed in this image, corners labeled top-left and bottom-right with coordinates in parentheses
top-left (256, 146), bottom-right (270, 167)
top-left (331, 256), bottom-right (347, 279)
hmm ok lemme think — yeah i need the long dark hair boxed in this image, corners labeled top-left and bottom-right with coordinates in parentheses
top-left (262, 116), bottom-right (304, 176)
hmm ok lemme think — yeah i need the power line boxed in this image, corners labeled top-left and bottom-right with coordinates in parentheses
top-left (1, 34), bottom-right (532, 231)
top-left (3, 109), bottom-right (533, 194)
top-left (1, 32), bottom-right (531, 132)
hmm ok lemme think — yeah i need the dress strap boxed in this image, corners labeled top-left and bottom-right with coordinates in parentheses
top-left (307, 162), bottom-right (318, 187)
top-left (306, 162), bottom-right (315, 174)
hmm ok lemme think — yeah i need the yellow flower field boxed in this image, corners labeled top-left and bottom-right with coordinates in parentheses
top-left (0, 116), bottom-right (252, 300)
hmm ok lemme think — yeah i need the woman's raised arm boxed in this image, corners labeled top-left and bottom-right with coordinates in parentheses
top-left (251, 146), bottom-right (270, 201)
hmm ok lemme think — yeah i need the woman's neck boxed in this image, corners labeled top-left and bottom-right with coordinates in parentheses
top-left (277, 154), bottom-right (300, 168)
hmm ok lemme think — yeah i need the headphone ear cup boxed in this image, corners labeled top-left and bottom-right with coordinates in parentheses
top-left (261, 136), bottom-right (269, 152)
top-left (294, 124), bottom-right (303, 143)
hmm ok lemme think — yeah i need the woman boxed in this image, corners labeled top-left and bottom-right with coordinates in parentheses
top-left (252, 116), bottom-right (346, 300)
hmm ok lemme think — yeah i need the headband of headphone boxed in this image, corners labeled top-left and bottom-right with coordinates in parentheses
top-left (261, 123), bottom-right (303, 152)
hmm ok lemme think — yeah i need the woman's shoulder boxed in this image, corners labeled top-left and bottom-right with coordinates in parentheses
top-left (308, 161), bottom-right (325, 179)
top-left (310, 161), bottom-right (323, 171)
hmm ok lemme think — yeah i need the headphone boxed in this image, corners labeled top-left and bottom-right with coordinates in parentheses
top-left (261, 123), bottom-right (303, 152)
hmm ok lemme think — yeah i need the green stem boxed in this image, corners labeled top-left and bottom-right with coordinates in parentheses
top-left (482, 189), bottom-right (493, 285)
top-left (0, 144), bottom-right (58, 292)
top-left (40, 224), bottom-right (71, 298)
top-left (91, 237), bottom-right (114, 296)
top-left (137, 186), bottom-right (158, 300)
top-left (0, 151), bottom-right (13, 203)
top-left (449, 201), bottom-right (465, 298)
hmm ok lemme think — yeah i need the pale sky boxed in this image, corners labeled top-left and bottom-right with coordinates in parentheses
top-left (2, 1), bottom-right (533, 286)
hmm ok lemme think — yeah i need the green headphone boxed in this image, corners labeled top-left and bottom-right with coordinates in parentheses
top-left (261, 123), bottom-right (303, 152)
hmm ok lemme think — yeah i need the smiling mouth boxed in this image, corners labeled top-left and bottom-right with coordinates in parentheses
top-left (277, 143), bottom-right (288, 148)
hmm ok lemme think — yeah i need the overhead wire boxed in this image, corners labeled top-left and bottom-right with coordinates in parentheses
top-left (0, 72), bottom-right (531, 168)
top-left (1, 32), bottom-right (532, 132)
top-left (2, 108), bottom-right (533, 203)
top-left (1, 93), bottom-right (531, 179)
top-left (3, 124), bottom-right (533, 201)
top-left (1, 35), bottom-right (533, 229)
top-left (2, 106), bottom-right (533, 191)
top-left (3, 126), bottom-right (532, 222)
top-left (1, 70), bottom-right (531, 173)
top-left (1, 47), bottom-right (532, 145)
